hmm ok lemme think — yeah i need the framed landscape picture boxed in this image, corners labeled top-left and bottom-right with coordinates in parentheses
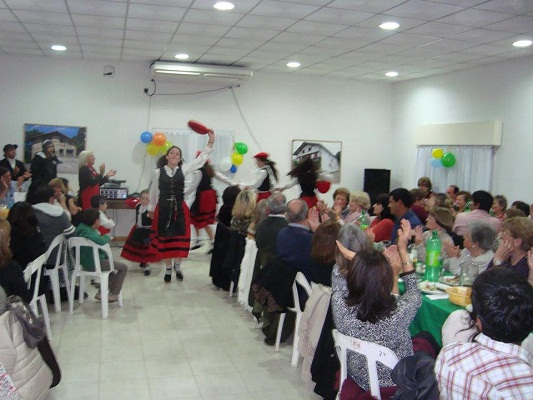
top-left (291, 139), bottom-right (342, 182)
top-left (24, 124), bottom-right (86, 174)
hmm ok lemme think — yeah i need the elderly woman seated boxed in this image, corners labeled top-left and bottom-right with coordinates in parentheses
top-left (414, 207), bottom-right (455, 262)
top-left (332, 220), bottom-right (423, 395)
top-left (342, 191), bottom-right (371, 225)
top-left (443, 221), bottom-right (496, 276)
top-left (488, 216), bottom-right (533, 279)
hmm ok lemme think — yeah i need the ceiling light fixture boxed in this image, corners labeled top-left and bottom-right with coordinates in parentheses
top-left (385, 71), bottom-right (398, 77)
top-left (379, 22), bottom-right (400, 31)
top-left (287, 62), bottom-right (301, 68)
top-left (512, 39), bottom-right (532, 48)
top-left (51, 45), bottom-right (66, 51)
top-left (175, 53), bottom-right (190, 60)
top-left (213, 1), bottom-right (235, 10)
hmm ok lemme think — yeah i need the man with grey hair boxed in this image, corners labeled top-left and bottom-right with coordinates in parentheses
top-left (255, 193), bottom-right (288, 266)
top-left (277, 198), bottom-right (314, 281)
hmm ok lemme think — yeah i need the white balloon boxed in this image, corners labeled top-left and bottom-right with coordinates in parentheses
top-left (219, 157), bottom-right (232, 172)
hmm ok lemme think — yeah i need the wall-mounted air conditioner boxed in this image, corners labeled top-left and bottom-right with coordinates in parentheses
top-left (151, 61), bottom-right (253, 83)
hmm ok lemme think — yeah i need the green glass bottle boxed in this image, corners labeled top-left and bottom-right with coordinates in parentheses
top-left (425, 230), bottom-right (442, 282)
top-left (358, 210), bottom-right (370, 230)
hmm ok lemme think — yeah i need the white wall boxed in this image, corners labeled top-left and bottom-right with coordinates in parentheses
top-left (392, 55), bottom-right (533, 203)
top-left (0, 55), bottom-right (394, 202)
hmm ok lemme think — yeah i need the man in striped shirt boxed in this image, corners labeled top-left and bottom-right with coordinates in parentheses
top-left (435, 268), bottom-right (533, 399)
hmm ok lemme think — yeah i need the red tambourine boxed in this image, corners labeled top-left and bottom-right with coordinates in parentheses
top-left (188, 120), bottom-right (211, 135)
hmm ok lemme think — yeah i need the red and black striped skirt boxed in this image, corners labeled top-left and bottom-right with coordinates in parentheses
top-left (191, 189), bottom-right (217, 229)
top-left (120, 226), bottom-right (155, 263)
top-left (149, 201), bottom-right (191, 260)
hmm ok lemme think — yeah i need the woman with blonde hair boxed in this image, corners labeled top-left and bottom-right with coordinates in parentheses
top-left (231, 190), bottom-right (257, 234)
top-left (343, 191), bottom-right (371, 225)
top-left (78, 150), bottom-right (116, 209)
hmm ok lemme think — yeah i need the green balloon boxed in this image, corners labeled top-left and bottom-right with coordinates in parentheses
top-left (441, 152), bottom-right (456, 168)
top-left (235, 142), bottom-right (248, 155)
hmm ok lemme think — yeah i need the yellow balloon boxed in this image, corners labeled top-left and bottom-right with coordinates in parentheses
top-left (432, 148), bottom-right (444, 159)
top-left (147, 143), bottom-right (161, 155)
top-left (231, 152), bottom-right (243, 166)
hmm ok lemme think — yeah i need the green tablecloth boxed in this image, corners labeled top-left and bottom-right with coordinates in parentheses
top-left (409, 295), bottom-right (464, 346)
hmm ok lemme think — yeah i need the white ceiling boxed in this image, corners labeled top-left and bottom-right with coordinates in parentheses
top-left (1, 0), bottom-right (533, 81)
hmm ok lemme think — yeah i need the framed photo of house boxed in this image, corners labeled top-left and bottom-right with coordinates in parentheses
top-left (24, 124), bottom-right (87, 174)
top-left (291, 139), bottom-right (342, 182)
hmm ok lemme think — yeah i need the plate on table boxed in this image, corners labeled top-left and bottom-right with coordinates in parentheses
top-left (418, 281), bottom-right (449, 295)
top-left (439, 275), bottom-right (460, 286)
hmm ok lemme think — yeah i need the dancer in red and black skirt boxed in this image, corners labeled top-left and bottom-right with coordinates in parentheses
top-left (148, 131), bottom-right (215, 283)
top-left (238, 152), bottom-right (278, 202)
top-left (279, 158), bottom-right (320, 209)
top-left (120, 190), bottom-right (154, 275)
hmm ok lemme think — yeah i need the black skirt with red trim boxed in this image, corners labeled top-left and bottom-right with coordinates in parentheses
top-left (191, 189), bottom-right (217, 229)
top-left (120, 226), bottom-right (155, 263)
top-left (149, 201), bottom-right (191, 260)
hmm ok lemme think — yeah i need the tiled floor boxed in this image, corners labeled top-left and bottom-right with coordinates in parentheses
top-left (45, 248), bottom-right (322, 400)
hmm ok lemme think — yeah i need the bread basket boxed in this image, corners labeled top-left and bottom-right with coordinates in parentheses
top-left (446, 286), bottom-right (472, 307)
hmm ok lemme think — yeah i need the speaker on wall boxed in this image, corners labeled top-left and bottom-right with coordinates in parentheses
top-left (364, 169), bottom-right (391, 212)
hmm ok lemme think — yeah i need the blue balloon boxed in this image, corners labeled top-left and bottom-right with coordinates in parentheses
top-left (430, 157), bottom-right (443, 168)
top-left (230, 165), bottom-right (237, 173)
top-left (140, 131), bottom-right (152, 144)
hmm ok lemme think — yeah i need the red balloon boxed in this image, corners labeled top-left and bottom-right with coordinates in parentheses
top-left (316, 181), bottom-right (331, 194)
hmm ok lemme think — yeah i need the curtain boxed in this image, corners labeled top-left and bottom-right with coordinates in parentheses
top-left (415, 146), bottom-right (493, 193)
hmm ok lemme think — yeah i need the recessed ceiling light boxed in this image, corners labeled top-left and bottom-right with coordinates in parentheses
top-left (175, 53), bottom-right (190, 60)
top-left (287, 62), bottom-right (301, 68)
top-left (51, 45), bottom-right (66, 51)
top-left (385, 71), bottom-right (398, 77)
top-left (213, 1), bottom-right (235, 10)
top-left (513, 39), bottom-right (532, 48)
top-left (379, 22), bottom-right (400, 31)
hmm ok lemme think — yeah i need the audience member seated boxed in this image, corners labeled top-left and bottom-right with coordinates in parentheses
top-left (445, 185), bottom-right (459, 202)
top-left (413, 207), bottom-right (455, 263)
top-left (426, 192), bottom-right (451, 212)
top-left (388, 188), bottom-right (422, 243)
top-left (417, 176), bottom-right (434, 202)
top-left (505, 207), bottom-right (526, 220)
top-left (309, 220), bottom-right (340, 286)
top-left (452, 190), bottom-right (471, 216)
top-left (26, 181), bottom-right (75, 253)
top-left (209, 185), bottom-right (240, 287)
top-left (49, 178), bottom-right (81, 222)
top-left (487, 216), bottom-right (533, 279)
top-left (215, 190), bottom-right (256, 291)
top-left (435, 268), bottom-right (533, 399)
top-left (453, 190), bottom-right (501, 236)
top-left (342, 191), bottom-right (370, 225)
top-left (511, 200), bottom-right (530, 217)
top-left (311, 223), bottom-right (372, 399)
top-left (491, 194), bottom-right (507, 221)
top-left (409, 188), bottom-right (428, 224)
top-left (368, 194), bottom-right (395, 242)
top-left (0, 219), bottom-right (32, 303)
top-left (325, 187), bottom-right (350, 221)
top-left (90, 195), bottom-right (116, 237)
top-left (443, 221), bottom-right (496, 276)
top-left (0, 166), bottom-right (14, 208)
top-left (74, 209), bottom-right (127, 302)
top-left (248, 198), bottom-right (268, 237)
top-left (332, 219), bottom-right (422, 396)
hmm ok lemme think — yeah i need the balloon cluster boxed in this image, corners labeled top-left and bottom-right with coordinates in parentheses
top-left (140, 131), bottom-right (173, 156)
top-left (219, 142), bottom-right (248, 174)
top-left (430, 148), bottom-right (456, 168)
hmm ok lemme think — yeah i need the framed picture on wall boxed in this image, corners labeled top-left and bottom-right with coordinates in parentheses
top-left (24, 123), bottom-right (87, 174)
top-left (291, 139), bottom-right (342, 182)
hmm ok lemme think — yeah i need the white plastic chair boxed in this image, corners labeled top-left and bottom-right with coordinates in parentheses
top-left (275, 272), bottom-right (313, 367)
top-left (24, 253), bottom-right (52, 339)
top-left (43, 234), bottom-right (71, 313)
top-left (332, 329), bottom-right (399, 400)
top-left (68, 237), bottom-right (123, 319)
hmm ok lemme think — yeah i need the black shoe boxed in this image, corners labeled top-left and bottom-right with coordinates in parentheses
top-left (191, 243), bottom-right (202, 250)
top-left (144, 269), bottom-right (151, 276)
top-left (139, 262), bottom-right (147, 268)
top-left (264, 337), bottom-right (276, 346)
top-left (164, 274), bottom-right (171, 283)
top-left (207, 248), bottom-right (213, 254)
top-left (175, 270), bottom-right (184, 281)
